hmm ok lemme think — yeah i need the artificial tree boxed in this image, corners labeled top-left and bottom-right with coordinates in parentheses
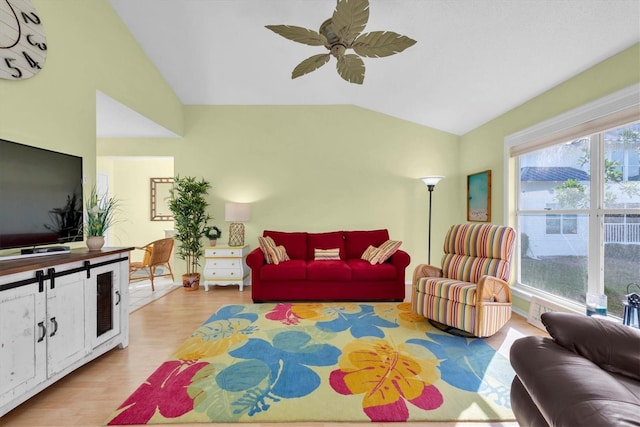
top-left (168, 176), bottom-right (212, 286)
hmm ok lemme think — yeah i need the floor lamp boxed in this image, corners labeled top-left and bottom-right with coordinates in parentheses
top-left (420, 176), bottom-right (444, 264)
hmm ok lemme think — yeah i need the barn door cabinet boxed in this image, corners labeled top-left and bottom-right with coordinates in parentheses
top-left (0, 248), bottom-right (131, 417)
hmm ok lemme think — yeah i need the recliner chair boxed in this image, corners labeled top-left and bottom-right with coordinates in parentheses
top-left (412, 223), bottom-right (516, 337)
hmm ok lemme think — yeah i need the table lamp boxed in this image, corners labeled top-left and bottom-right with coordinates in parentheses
top-left (225, 202), bottom-right (250, 246)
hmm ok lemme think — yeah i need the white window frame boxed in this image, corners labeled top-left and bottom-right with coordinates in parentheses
top-left (504, 84), bottom-right (640, 310)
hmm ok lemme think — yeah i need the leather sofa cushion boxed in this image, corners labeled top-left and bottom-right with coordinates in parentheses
top-left (264, 230), bottom-right (307, 260)
top-left (260, 260), bottom-right (306, 281)
top-left (542, 312), bottom-right (640, 381)
top-left (348, 259), bottom-right (396, 281)
top-left (307, 231), bottom-right (345, 260)
top-left (510, 335), bottom-right (640, 427)
top-left (344, 229), bottom-right (390, 259)
top-left (307, 260), bottom-right (351, 281)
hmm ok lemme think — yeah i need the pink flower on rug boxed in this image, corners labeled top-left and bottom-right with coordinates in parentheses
top-left (107, 360), bottom-right (208, 425)
top-left (265, 303), bottom-right (325, 325)
top-left (329, 339), bottom-right (443, 422)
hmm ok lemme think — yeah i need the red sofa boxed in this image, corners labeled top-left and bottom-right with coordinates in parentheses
top-left (247, 229), bottom-right (410, 302)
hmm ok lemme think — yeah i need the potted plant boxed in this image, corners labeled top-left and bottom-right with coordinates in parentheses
top-left (168, 176), bottom-right (212, 291)
top-left (203, 225), bottom-right (222, 246)
top-left (85, 185), bottom-right (119, 251)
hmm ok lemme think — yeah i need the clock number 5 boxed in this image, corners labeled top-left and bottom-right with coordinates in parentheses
top-left (4, 58), bottom-right (22, 79)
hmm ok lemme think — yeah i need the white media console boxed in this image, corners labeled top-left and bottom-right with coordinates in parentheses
top-left (0, 247), bottom-right (132, 417)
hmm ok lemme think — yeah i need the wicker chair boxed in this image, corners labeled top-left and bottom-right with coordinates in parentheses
top-left (129, 238), bottom-right (175, 291)
top-left (412, 223), bottom-right (516, 337)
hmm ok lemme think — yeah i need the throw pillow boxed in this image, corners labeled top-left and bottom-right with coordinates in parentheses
top-left (269, 245), bottom-right (290, 265)
top-left (258, 235), bottom-right (277, 264)
top-left (371, 239), bottom-right (402, 264)
top-left (314, 248), bottom-right (340, 260)
top-left (361, 245), bottom-right (379, 263)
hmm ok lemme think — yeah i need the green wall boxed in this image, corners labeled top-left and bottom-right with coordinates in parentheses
top-left (99, 106), bottom-right (461, 277)
top-left (3, 1), bottom-right (638, 294)
top-left (459, 43), bottom-right (640, 313)
top-left (0, 0), bottom-right (182, 254)
top-left (0, 0), bottom-right (182, 190)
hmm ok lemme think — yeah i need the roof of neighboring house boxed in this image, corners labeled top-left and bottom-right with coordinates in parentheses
top-left (521, 166), bottom-right (590, 181)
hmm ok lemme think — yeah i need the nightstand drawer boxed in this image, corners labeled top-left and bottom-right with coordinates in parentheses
top-left (203, 267), bottom-right (243, 279)
top-left (205, 248), bottom-right (242, 257)
top-left (205, 259), bottom-right (241, 269)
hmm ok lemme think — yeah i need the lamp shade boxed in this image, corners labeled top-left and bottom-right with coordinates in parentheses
top-left (225, 203), bottom-right (250, 222)
top-left (420, 176), bottom-right (445, 187)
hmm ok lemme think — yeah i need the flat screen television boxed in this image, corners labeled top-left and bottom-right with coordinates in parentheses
top-left (0, 138), bottom-right (84, 251)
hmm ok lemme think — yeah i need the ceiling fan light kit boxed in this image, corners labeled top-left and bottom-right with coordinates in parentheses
top-left (266, 0), bottom-right (416, 85)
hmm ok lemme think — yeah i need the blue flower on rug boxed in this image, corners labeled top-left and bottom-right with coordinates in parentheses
top-left (315, 304), bottom-right (399, 338)
top-left (407, 334), bottom-right (514, 408)
top-left (215, 330), bottom-right (341, 416)
top-left (203, 304), bottom-right (259, 325)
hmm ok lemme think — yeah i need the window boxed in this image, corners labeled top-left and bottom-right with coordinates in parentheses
top-left (506, 85), bottom-right (640, 318)
top-left (545, 214), bottom-right (577, 235)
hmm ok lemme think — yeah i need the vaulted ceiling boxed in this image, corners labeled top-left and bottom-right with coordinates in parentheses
top-left (102, 0), bottom-right (640, 137)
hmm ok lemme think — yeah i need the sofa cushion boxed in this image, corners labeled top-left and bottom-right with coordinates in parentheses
top-left (347, 259), bottom-right (397, 281)
top-left (542, 312), bottom-right (640, 381)
top-left (307, 260), bottom-right (352, 281)
top-left (264, 230), bottom-right (308, 260)
top-left (307, 231), bottom-right (345, 260)
top-left (344, 229), bottom-right (390, 259)
top-left (371, 239), bottom-right (402, 264)
top-left (415, 277), bottom-right (477, 305)
top-left (361, 245), bottom-right (378, 262)
top-left (442, 254), bottom-right (511, 283)
top-left (270, 246), bottom-right (290, 265)
top-left (510, 335), bottom-right (640, 427)
top-left (257, 235), bottom-right (277, 263)
top-left (260, 260), bottom-right (307, 281)
top-left (314, 248), bottom-right (340, 260)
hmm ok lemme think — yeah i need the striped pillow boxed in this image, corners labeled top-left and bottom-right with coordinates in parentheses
top-left (371, 239), bottom-right (402, 264)
top-left (314, 248), bottom-right (340, 260)
top-left (258, 236), bottom-right (277, 264)
top-left (269, 245), bottom-right (290, 265)
top-left (361, 245), bottom-right (379, 263)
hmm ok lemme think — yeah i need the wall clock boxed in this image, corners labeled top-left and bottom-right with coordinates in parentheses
top-left (0, 0), bottom-right (47, 80)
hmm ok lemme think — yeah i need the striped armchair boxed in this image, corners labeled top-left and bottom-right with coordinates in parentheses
top-left (412, 223), bottom-right (517, 337)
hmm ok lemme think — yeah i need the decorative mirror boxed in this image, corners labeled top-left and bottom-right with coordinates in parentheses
top-left (150, 178), bottom-right (174, 221)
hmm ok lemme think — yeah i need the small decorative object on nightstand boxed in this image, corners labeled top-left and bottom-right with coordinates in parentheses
top-left (203, 245), bottom-right (250, 291)
top-left (225, 203), bottom-right (250, 246)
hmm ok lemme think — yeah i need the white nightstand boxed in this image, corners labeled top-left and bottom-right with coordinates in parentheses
top-left (202, 245), bottom-right (250, 291)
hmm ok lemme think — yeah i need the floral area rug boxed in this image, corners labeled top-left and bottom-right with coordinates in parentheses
top-left (106, 302), bottom-right (515, 424)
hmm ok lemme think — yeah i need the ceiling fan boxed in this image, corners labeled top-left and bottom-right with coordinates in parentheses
top-left (266, 0), bottom-right (416, 85)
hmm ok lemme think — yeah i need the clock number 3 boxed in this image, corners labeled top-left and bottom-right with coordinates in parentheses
top-left (1, 0), bottom-right (47, 80)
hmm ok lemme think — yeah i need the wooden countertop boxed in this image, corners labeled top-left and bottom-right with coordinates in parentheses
top-left (0, 247), bottom-right (134, 277)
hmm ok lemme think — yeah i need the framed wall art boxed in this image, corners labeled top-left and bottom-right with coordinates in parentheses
top-left (467, 170), bottom-right (491, 222)
top-left (150, 177), bottom-right (174, 221)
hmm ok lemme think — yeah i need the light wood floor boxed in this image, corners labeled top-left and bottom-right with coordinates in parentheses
top-left (1, 284), bottom-right (543, 427)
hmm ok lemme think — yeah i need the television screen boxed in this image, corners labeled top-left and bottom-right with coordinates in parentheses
top-left (0, 139), bottom-right (84, 250)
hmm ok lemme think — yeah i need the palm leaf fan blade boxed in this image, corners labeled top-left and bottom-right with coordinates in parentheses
top-left (265, 25), bottom-right (326, 46)
top-left (336, 54), bottom-right (364, 84)
top-left (352, 31), bottom-right (416, 58)
top-left (292, 53), bottom-right (331, 79)
top-left (332, 0), bottom-right (369, 44)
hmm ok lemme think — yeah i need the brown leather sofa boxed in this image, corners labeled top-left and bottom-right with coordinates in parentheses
top-left (510, 312), bottom-right (640, 427)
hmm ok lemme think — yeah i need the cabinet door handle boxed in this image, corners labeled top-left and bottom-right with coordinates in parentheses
top-left (49, 317), bottom-right (58, 337)
top-left (37, 321), bottom-right (46, 343)
top-left (115, 290), bottom-right (121, 306)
